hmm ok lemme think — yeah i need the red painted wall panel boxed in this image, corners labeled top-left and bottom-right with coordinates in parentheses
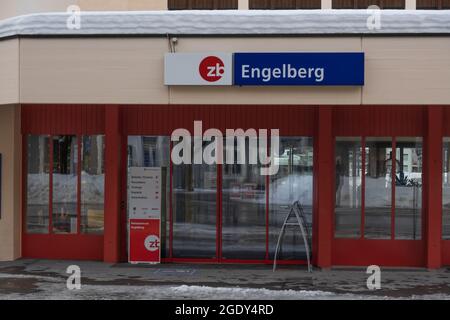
top-left (22, 104), bottom-right (106, 135)
top-left (442, 106), bottom-right (450, 136)
top-left (332, 105), bottom-right (428, 267)
top-left (425, 106), bottom-right (443, 268)
top-left (22, 104), bottom-right (107, 261)
top-left (23, 235), bottom-right (104, 261)
top-left (333, 239), bottom-right (425, 267)
top-left (333, 106), bottom-right (425, 136)
top-left (315, 107), bottom-right (333, 268)
top-left (104, 106), bottom-right (122, 263)
top-left (121, 105), bottom-right (316, 136)
top-left (20, 104), bottom-right (450, 267)
top-left (443, 241), bottom-right (450, 265)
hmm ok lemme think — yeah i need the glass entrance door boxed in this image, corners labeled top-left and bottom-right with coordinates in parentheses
top-left (221, 136), bottom-right (266, 260)
top-left (126, 135), bottom-right (314, 263)
top-left (172, 160), bottom-right (218, 259)
top-left (269, 137), bottom-right (314, 260)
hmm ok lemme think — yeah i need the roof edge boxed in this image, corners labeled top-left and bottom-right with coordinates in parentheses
top-left (1, 10), bottom-right (450, 39)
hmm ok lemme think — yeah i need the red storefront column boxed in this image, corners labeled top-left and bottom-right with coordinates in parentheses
top-left (426, 106), bottom-right (443, 269)
top-left (315, 106), bottom-right (333, 268)
top-left (104, 105), bottom-right (122, 263)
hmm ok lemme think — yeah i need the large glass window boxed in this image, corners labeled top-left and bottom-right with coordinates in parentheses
top-left (335, 137), bottom-right (362, 238)
top-left (172, 140), bottom-right (217, 258)
top-left (222, 136), bottom-right (266, 260)
top-left (26, 135), bottom-right (50, 234)
top-left (269, 137), bottom-right (313, 260)
top-left (395, 138), bottom-right (422, 240)
top-left (443, 138), bottom-right (450, 239)
top-left (52, 136), bottom-right (78, 234)
top-left (365, 137), bottom-right (392, 239)
top-left (126, 134), bottom-right (314, 262)
top-left (334, 137), bottom-right (423, 241)
top-left (128, 136), bottom-right (170, 257)
top-left (81, 136), bottom-right (105, 234)
top-left (26, 134), bottom-right (105, 236)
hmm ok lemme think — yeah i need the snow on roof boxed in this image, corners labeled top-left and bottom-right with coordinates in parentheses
top-left (0, 10), bottom-right (450, 39)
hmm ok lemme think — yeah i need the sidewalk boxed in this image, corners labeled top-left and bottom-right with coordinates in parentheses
top-left (0, 259), bottom-right (449, 299)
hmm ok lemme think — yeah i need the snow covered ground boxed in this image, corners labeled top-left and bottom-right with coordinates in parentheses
top-left (1, 260), bottom-right (450, 300)
top-left (0, 274), bottom-right (376, 300)
top-left (1, 279), bottom-right (449, 300)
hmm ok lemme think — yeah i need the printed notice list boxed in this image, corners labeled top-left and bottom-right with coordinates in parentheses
top-left (129, 167), bottom-right (161, 220)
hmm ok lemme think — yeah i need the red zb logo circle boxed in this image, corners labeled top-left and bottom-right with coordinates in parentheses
top-left (199, 56), bottom-right (225, 82)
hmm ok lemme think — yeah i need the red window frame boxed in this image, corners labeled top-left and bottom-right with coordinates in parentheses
top-left (25, 134), bottom-right (106, 236)
top-left (120, 105), bottom-right (316, 264)
top-left (334, 136), bottom-right (424, 241)
top-left (22, 104), bottom-right (105, 261)
top-left (123, 133), bottom-right (312, 265)
top-left (332, 106), bottom-right (426, 267)
top-left (21, 104), bottom-right (449, 267)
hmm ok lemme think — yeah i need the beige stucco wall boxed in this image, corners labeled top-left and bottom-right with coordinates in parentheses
top-left (0, 0), bottom-right (16, 20)
top-left (321, 0), bottom-right (332, 9)
top-left (20, 38), bottom-right (169, 104)
top-left (0, 105), bottom-right (21, 261)
top-left (0, 0), bottom-right (167, 20)
top-left (406, 0), bottom-right (416, 10)
top-left (14, 0), bottom-right (77, 17)
top-left (0, 39), bottom-right (19, 105)
top-left (238, 0), bottom-right (249, 10)
top-left (19, 37), bottom-right (363, 105)
top-left (17, 36), bottom-right (450, 105)
top-left (362, 37), bottom-right (450, 104)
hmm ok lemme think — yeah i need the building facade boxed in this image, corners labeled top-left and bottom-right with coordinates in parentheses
top-left (1, 0), bottom-right (450, 268)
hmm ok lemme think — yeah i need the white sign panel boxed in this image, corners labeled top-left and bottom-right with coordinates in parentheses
top-left (164, 52), bottom-right (233, 86)
top-left (129, 167), bottom-right (161, 219)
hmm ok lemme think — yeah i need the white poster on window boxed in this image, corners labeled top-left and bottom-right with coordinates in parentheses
top-left (128, 167), bottom-right (161, 219)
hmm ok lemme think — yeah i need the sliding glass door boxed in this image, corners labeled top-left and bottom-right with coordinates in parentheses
top-left (127, 135), bottom-right (314, 262)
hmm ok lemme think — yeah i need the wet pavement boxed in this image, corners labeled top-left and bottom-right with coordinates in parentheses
top-left (0, 259), bottom-right (449, 299)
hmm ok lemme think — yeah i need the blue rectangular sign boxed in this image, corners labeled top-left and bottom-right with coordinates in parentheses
top-left (233, 52), bottom-right (364, 86)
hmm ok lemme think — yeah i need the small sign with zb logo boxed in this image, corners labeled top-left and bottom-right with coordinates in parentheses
top-left (128, 167), bottom-right (162, 264)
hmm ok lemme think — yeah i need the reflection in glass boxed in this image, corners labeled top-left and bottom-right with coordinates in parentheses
top-left (172, 140), bottom-right (217, 258)
top-left (27, 135), bottom-right (50, 234)
top-left (269, 137), bottom-right (313, 260)
top-left (128, 136), bottom-right (170, 258)
top-left (81, 135), bottom-right (105, 234)
top-left (395, 137), bottom-right (422, 240)
top-left (335, 137), bottom-right (362, 238)
top-left (364, 137), bottom-right (392, 239)
top-left (443, 138), bottom-right (450, 239)
top-left (52, 136), bottom-right (78, 234)
top-left (222, 137), bottom-right (266, 260)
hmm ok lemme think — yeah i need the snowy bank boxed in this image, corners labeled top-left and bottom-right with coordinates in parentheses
top-left (1, 10), bottom-right (450, 39)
